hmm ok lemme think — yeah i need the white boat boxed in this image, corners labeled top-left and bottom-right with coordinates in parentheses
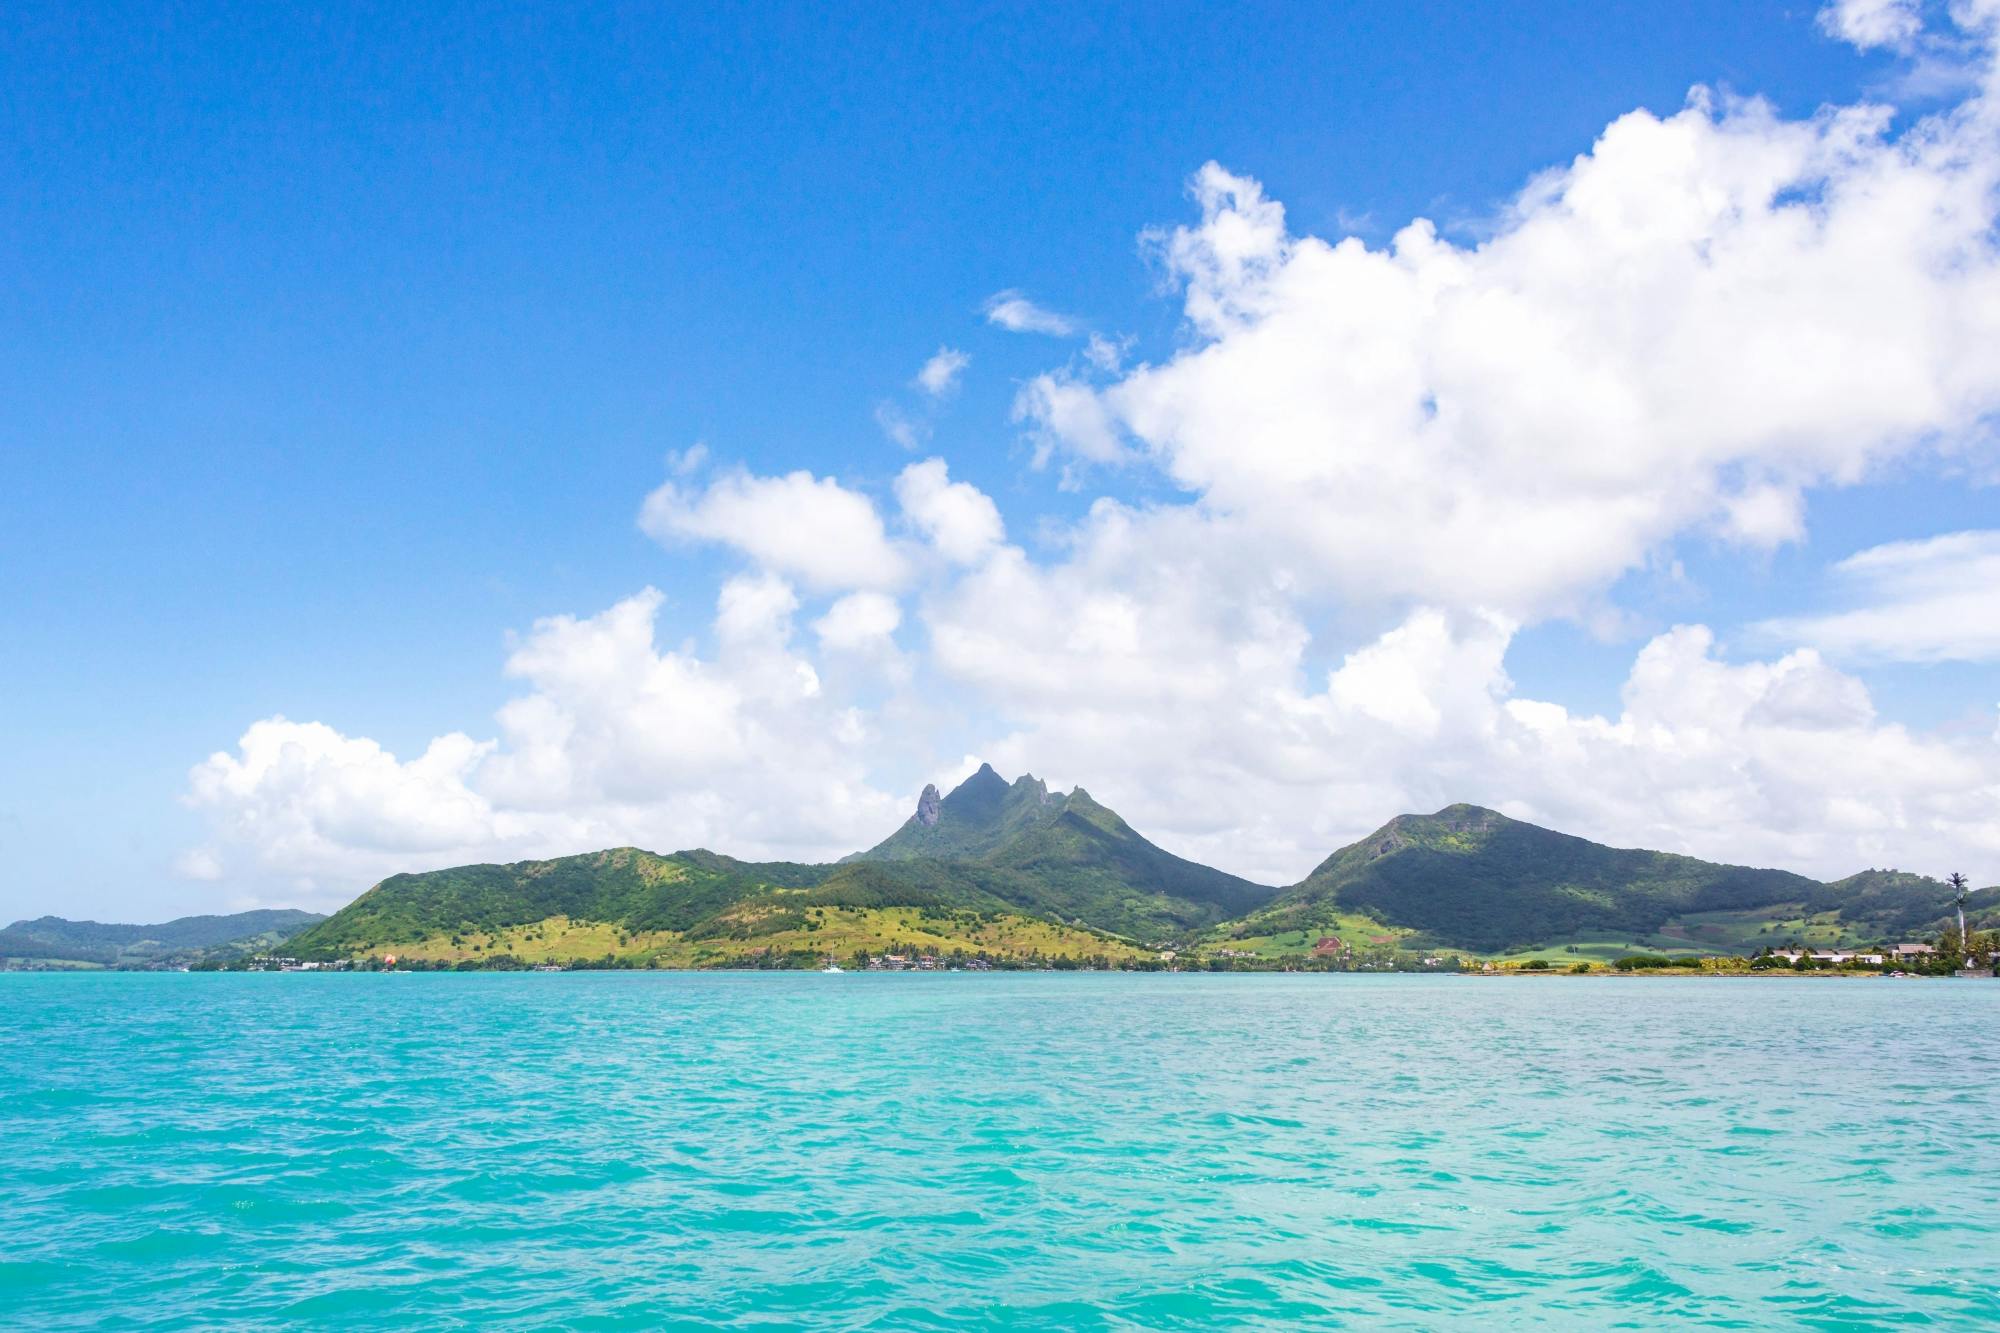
top-left (820, 960), bottom-right (844, 973)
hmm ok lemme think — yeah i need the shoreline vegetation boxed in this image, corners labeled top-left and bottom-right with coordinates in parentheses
top-left (6, 958), bottom-right (1989, 977)
top-left (10, 767), bottom-right (1996, 978)
top-left (162, 934), bottom-right (1991, 978)
top-left (163, 954), bottom-right (1993, 978)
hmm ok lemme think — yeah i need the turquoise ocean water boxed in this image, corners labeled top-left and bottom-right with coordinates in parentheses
top-left (3, 972), bottom-right (1995, 1328)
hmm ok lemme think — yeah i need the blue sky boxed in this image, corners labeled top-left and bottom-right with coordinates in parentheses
top-left (4, 0), bottom-right (1997, 921)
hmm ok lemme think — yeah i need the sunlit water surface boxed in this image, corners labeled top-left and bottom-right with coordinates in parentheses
top-left (3, 972), bottom-right (1996, 1328)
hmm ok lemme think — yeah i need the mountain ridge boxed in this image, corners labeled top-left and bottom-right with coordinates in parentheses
top-left (1239, 804), bottom-right (1966, 954)
top-left (0, 908), bottom-right (326, 968)
top-left (259, 775), bottom-right (1995, 967)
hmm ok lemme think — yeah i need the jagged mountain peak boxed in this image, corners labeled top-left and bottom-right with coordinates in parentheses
top-left (868, 764), bottom-right (1058, 860)
top-left (849, 766), bottom-right (1274, 934)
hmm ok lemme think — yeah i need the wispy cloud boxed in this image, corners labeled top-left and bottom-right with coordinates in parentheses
top-left (915, 346), bottom-right (970, 396)
top-left (983, 289), bottom-right (1079, 336)
top-left (875, 401), bottom-right (924, 449)
top-left (1758, 530), bottom-right (2000, 663)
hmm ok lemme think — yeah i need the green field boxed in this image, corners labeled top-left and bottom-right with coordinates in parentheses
top-left (370, 906), bottom-right (1148, 968)
top-left (1203, 910), bottom-right (1416, 960)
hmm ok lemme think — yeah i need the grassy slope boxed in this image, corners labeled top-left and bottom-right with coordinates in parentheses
top-left (289, 838), bottom-right (1154, 965)
top-left (383, 906), bottom-right (1147, 968)
top-left (1206, 910), bottom-right (1417, 960)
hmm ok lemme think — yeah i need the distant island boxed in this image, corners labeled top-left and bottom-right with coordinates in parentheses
top-left (17, 764), bottom-right (1981, 977)
top-left (0, 909), bottom-right (325, 971)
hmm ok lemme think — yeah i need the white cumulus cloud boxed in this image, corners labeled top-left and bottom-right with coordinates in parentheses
top-left (814, 591), bottom-right (904, 653)
top-left (895, 458), bottom-right (1005, 565)
top-left (936, 543), bottom-right (2000, 882)
top-left (639, 467), bottom-right (910, 591)
top-left (186, 588), bottom-right (906, 905)
top-left (1820, 0), bottom-right (1924, 51)
top-left (1021, 60), bottom-right (2000, 619)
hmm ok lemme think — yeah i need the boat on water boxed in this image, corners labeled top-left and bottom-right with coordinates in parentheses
top-left (820, 959), bottom-right (844, 973)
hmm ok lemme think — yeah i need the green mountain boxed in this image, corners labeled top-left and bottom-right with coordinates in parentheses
top-left (855, 764), bottom-right (1061, 860)
top-left (287, 848), bottom-right (832, 958)
top-left (1230, 804), bottom-right (1971, 954)
top-left (0, 908), bottom-right (325, 968)
top-left (244, 785), bottom-right (1992, 970)
top-left (286, 767), bottom-right (1277, 965)
top-left (287, 840), bottom-right (1154, 969)
top-left (848, 764), bottom-right (1275, 937)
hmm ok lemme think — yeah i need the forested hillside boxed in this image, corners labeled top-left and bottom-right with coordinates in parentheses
top-left (275, 778), bottom-right (1987, 968)
top-left (1231, 805), bottom-right (1970, 953)
top-left (0, 909), bottom-right (324, 967)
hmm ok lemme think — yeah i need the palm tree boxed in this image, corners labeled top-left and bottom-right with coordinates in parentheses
top-left (1948, 872), bottom-right (1970, 960)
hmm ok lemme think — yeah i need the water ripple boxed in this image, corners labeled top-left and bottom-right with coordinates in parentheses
top-left (2, 973), bottom-right (1996, 1328)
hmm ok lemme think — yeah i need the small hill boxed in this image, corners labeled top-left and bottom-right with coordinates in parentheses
top-left (287, 848), bottom-right (830, 958)
top-left (0, 908), bottom-right (325, 968)
top-left (1803, 869), bottom-right (1962, 938)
